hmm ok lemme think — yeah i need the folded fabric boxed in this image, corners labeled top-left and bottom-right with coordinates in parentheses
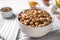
top-left (0, 17), bottom-right (19, 40)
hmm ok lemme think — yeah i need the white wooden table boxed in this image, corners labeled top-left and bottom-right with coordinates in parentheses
top-left (0, 0), bottom-right (60, 40)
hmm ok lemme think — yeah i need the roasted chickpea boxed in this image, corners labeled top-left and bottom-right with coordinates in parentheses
top-left (44, 22), bottom-right (49, 26)
top-left (26, 11), bottom-right (29, 13)
top-left (36, 18), bottom-right (40, 21)
top-left (26, 20), bottom-right (30, 23)
top-left (38, 24), bottom-right (42, 27)
top-left (38, 15), bottom-right (41, 17)
top-left (29, 21), bottom-right (33, 25)
top-left (35, 22), bottom-right (39, 26)
top-left (24, 22), bottom-right (27, 25)
top-left (31, 25), bottom-right (35, 27)
top-left (20, 19), bottom-right (22, 22)
top-left (46, 17), bottom-right (51, 21)
top-left (33, 12), bottom-right (36, 15)
top-left (32, 19), bottom-right (35, 21)
top-left (38, 11), bottom-right (41, 13)
top-left (34, 10), bottom-right (37, 13)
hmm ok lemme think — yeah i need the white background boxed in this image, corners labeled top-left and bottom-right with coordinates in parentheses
top-left (0, 0), bottom-right (43, 13)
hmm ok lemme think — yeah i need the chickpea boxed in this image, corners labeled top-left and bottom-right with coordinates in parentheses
top-left (46, 17), bottom-right (50, 21)
top-left (29, 15), bottom-right (32, 18)
top-left (21, 14), bottom-right (23, 16)
top-left (21, 17), bottom-right (25, 20)
top-left (23, 20), bottom-right (26, 23)
top-left (33, 12), bottom-right (36, 15)
top-left (36, 18), bottom-right (40, 21)
top-left (21, 22), bottom-right (24, 24)
top-left (44, 22), bottom-right (49, 25)
top-left (38, 24), bottom-right (42, 27)
top-left (38, 15), bottom-right (41, 17)
top-left (44, 14), bottom-right (49, 16)
top-left (43, 11), bottom-right (45, 14)
top-left (26, 11), bottom-right (29, 13)
top-left (38, 11), bottom-right (41, 13)
top-left (44, 14), bottom-right (46, 16)
top-left (25, 20), bottom-right (30, 23)
top-left (31, 25), bottom-right (35, 27)
top-left (41, 24), bottom-right (45, 26)
top-left (29, 12), bottom-right (32, 14)
top-left (43, 11), bottom-right (47, 13)
top-left (24, 22), bottom-right (27, 25)
top-left (34, 15), bottom-right (37, 17)
top-left (31, 10), bottom-right (34, 13)
top-left (36, 25), bottom-right (38, 27)
top-left (32, 19), bottom-right (35, 21)
top-left (39, 20), bottom-right (44, 24)
top-left (20, 19), bottom-right (22, 22)
top-left (23, 20), bottom-right (28, 25)
top-left (29, 17), bottom-right (33, 20)
top-left (34, 10), bottom-right (37, 13)
top-left (35, 22), bottom-right (39, 26)
top-left (49, 16), bottom-right (52, 19)
top-left (29, 21), bottom-right (33, 25)
top-left (40, 18), bottom-right (47, 22)
top-left (19, 16), bottom-right (23, 18)
top-left (40, 18), bottom-right (43, 20)
top-left (26, 16), bottom-right (29, 19)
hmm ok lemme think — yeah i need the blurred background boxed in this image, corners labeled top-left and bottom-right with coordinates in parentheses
top-left (0, 0), bottom-right (53, 13)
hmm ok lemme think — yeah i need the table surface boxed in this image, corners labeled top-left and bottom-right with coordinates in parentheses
top-left (0, 0), bottom-right (60, 40)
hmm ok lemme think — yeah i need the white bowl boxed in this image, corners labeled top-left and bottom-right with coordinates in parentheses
top-left (1, 10), bottom-right (13, 18)
top-left (18, 19), bottom-right (53, 37)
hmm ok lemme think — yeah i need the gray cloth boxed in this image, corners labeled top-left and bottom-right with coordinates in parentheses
top-left (17, 29), bottom-right (60, 40)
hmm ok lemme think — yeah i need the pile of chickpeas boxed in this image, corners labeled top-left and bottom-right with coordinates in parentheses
top-left (18, 9), bottom-right (52, 27)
